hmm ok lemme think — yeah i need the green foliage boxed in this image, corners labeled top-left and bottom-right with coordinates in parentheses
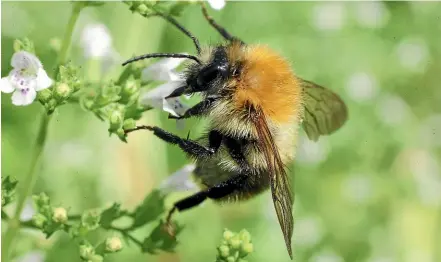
top-left (13, 38), bottom-right (35, 53)
top-left (1, 176), bottom-right (18, 208)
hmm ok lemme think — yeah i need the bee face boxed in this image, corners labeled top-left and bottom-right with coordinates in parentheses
top-left (186, 47), bottom-right (231, 96)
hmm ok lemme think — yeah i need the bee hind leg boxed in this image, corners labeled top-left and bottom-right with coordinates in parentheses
top-left (164, 174), bottom-right (248, 230)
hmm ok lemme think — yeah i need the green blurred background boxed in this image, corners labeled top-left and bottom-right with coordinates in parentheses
top-left (2, 1), bottom-right (441, 262)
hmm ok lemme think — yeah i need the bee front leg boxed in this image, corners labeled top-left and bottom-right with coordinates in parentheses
top-left (168, 97), bottom-right (216, 120)
top-left (125, 127), bottom-right (222, 159)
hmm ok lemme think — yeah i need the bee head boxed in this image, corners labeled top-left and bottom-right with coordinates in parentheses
top-left (166, 47), bottom-right (230, 98)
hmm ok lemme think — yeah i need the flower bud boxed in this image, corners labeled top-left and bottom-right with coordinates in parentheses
top-left (223, 229), bottom-right (234, 241)
top-left (228, 235), bottom-right (241, 250)
top-left (218, 245), bottom-right (230, 258)
top-left (109, 110), bottom-right (124, 132)
top-left (33, 192), bottom-right (50, 208)
top-left (238, 229), bottom-right (251, 244)
top-left (123, 118), bottom-right (136, 130)
top-left (105, 236), bottom-right (122, 252)
top-left (123, 79), bottom-right (139, 95)
top-left (13, 38), bottom-right (35, 53)
top-left (79, 244), bottom-right (95, 259)
top-left (52, 207), bottom-right (68, 223)
top-left (49, 37), bottom-right (61, 52)
top-left (226, 256), bottom-right (236, 262)
top-left (37, 89), bottom-right (52, 104)
top-left (241, 242), bottom-right (253, 255)
top-left (136, 3), bottom-right (148, 14)
top-left (89, 254), bottom-right (104, 262)
top-left (81, 210), bottom-right (101, 230)
top-left (44, 99), bottom-right (58, 114)
top-left (54, 83), bottom-right (72, 100)
top-left (32, 214), bottom-right (47, 228)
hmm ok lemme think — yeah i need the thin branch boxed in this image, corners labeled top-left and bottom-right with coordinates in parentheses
top-left (109, 225), bottom-right (143, 248)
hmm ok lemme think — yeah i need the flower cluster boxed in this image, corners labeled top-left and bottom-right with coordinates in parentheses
top-left (216, 229), bottom-right (254, 262)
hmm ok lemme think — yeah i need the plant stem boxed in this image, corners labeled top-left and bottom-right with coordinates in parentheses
top-left (1, 112), bottom-right (52, 261)
top-left (58, 2), bottom-right (84, 66)
top-left (1, 3), bottom-right (85, 259)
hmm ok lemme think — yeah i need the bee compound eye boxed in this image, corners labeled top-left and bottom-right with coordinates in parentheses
top-left (197, 66), bottom-right (220, 86)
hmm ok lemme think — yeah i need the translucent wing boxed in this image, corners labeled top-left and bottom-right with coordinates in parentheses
top-left (300, 79), bottom-right (348, 141)
top-left (251, 108), bottom-right (294, 259)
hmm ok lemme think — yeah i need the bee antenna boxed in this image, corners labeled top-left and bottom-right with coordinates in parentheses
top-left (122, 53), bottom-right (202, 66)
top-left (152, 12), bottom-right (202, 55)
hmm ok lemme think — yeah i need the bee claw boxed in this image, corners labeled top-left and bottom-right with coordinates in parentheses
top-left (168, 114), bottom-right (182, 120)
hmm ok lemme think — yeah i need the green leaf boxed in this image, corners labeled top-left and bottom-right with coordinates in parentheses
top-left (169, 1), bottom-right (190, 17)
top-left (142, 220), bottom-right (184, 254)
top-left (131, 190), bottom-right (166, 229)
top-left (1, 176), bottom-right (18, 207)
top-left (99, 203), bottom-right (122, 229)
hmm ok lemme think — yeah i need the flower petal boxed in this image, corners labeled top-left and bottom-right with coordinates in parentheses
top-left (141, 57), bottom-right (186, 82)
top-left (11, 51), bottom-right (42, 73)
top-left (163, 97), bottom-right (189, 117)
top-left (207, 0), bottom-right (226, 10)
top-left (159, 164), bottom-right (198, 193)
top-left (0, 77), bottom-right (15, 93)
top-left (140, 80), bottom-right (186, 109)
top-left (11, 88), bottom-right (37, 106)
top-left (35, 68), bottom-right (53, 91)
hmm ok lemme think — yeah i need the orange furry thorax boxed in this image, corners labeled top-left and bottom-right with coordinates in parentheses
top-left (227, 43), bottom-right (302, 123)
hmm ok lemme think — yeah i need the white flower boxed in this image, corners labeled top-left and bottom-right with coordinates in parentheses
top-left (141, 57), bottom-right (184, 82)
top-left (312, 3), bottom-right (346, 31)
top-left (16, 251), bottom-right (45, 262)
top-left (345, 72), bottom-right (378, 102)
top-left (1, 51), bottom-right (53, 106)
top-left (207, 0), bottom-right (226, 10)
top-left (159, 164), bottom-right (198, 193)
top-left (395, 37), bottom-right (429, 73)
top-left (141, 58), bottom-right (191, 128)
top-left (80, 23), bottom-right (113, 58)
top-left (353, 1), bottom-right (390, 29)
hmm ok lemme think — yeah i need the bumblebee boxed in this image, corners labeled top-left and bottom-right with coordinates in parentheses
top-left (123, 4), bottom-right (348, 259)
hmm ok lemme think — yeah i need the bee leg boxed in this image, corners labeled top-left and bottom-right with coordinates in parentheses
top-left (168, 97), bottom-right (217, 120)
top-left (165, 174), bottom-right (248, 226)
top-left (126, 127), bottom-right (223, 158)
top-left (200, 2), bottom-right (244, 44)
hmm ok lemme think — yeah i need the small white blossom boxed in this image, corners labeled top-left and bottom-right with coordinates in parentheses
top-left (79, 23), bottom-right (120, 74)
top-left (105, 236), bottom-right (122, 252)
top-left (312, 3), bottom-right (346, 31)
top-left (1, 51), bottom-right (53, 106)
top-left (159, 164), bottom-right (198, 193)
top-left (80, 23), bottom-right (112, 58)
top-left (345, 72), bottom-right (378, 102)
top-left (141, 58), bottom-right (191, 128)
top-left (207, 0), bottom-right (226, 10)
top-left (354, 2), bottom-right (390, 29)
top-left (52, 207), bottom-right (68, 223)
top-left (395, 37), bottom-right (429, 72)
